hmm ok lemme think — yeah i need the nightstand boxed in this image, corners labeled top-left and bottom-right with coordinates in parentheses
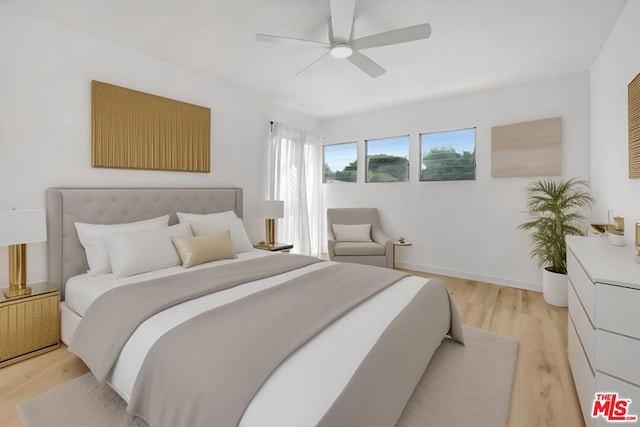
top-left (0, 283), bottom-right (60, 368)
top-left (253, 242), bottom-right (294, 253)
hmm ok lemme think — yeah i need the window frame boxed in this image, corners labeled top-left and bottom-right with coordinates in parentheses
top-left (322, 141), bottom-right (358, 184)
top-left (419, 127), bottom-right (477, 182)
top-left (365, 134), bottom-right (411, 183)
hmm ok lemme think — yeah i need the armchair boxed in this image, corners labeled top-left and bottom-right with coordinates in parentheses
top-left (326, 208), bottom-right (393, 268)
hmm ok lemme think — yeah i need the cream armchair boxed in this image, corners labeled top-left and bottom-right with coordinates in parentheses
top-left (327, 208), bottom-right (393, 268)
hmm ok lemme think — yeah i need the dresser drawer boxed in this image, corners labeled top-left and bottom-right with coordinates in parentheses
top-left (596, 330), bottom-right (640, 387)
top-left (595, 373), bottom-right (640, 427)
top-left (596, 284), bottom-right (640, 339)
top-left (569, 281), bottom-right (595, 370)
top-left (569, 319), bottom-right (595, 427)
top-left (568, 250), bottom-right (595, 324)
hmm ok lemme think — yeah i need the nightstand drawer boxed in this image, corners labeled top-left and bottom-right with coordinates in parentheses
top-left (0, 288), bottom-right (60, 367)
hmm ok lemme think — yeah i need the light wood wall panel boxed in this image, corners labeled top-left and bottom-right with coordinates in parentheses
top-left (91, 81), bottom-right (210, 172)
top-left (629, 73), bottom-right (640, 178)
top-left (491, 117), bottom-right (562, 177)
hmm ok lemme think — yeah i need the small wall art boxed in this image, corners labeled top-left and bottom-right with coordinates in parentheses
top-left (91, 80), bottom-right (211, 173)
top-left (491, 117), bottom-right (562, 178)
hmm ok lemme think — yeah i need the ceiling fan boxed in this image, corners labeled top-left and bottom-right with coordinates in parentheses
top-left (256, 0), bottom-right (431, 78)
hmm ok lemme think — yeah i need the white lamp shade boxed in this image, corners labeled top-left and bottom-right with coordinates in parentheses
top-left (0, 209), bottom-right (47, 246)
top-left (262, 200), bottom-right (284, 219)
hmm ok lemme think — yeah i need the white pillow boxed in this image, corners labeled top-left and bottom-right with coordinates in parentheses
top-left (103, 223), bottom-right (192, 277)
top-left (75, 215), bottom-right (170, 275)
top-left (189, 218), bottom-right (254, 253)
top-left (177, 210), bottom-right (237, 224)
top-left (333, 224), bottom-right (372, 242)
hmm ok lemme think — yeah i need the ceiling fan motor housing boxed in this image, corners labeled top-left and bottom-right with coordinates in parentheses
top-left (330, 43), bottom-right (353, 58)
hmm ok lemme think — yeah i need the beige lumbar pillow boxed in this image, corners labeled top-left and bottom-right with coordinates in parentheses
top-left (172, 231), bottom-right (237, 268)
top-left (332, 223), bottom-right (372, 242)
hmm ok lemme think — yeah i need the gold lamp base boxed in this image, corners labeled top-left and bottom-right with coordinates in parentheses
top-left (4, 286), bottom-right (32, 299)
top-left (265, 218), bottom-right (276, 245)
top-left (4, 243), bottom-right (32, 299)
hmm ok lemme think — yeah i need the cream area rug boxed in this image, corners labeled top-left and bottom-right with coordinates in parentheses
top-left (18, 326), bottom-right (517, 427)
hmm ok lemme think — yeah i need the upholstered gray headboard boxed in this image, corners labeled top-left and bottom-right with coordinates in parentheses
top-left (46, 187), bottom-right (243, 299)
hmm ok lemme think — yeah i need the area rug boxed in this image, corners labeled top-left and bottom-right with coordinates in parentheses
top-left (18, 325), bottom-right (517, 427)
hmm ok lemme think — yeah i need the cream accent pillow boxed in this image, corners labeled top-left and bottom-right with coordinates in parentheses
top-left (190, 218), bottom-right (254, 253)
top-left (172, 231), bottom-right (237, 268)
top-left (332, 224), bottom-right (372, 242)
top-left (103, 223), bottom-right (192, 277)
top-left (177, 210), bottom-right (237, 224)
top-left (75, 215), bottom-right (170, 275)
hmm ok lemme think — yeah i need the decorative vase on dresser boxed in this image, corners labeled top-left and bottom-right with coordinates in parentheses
top-left (566, 236), bottom-right (640, 426)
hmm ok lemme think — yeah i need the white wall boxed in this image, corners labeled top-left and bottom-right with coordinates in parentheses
top-left (320, 73), bottom-right (591, 290)
top-left (590, 0), bottom-right (640, 247)
top-left (0, 4), bottom-right (316, 287)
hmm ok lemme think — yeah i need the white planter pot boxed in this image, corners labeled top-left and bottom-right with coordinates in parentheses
top-left (542, 267), bottom-right (568, 307)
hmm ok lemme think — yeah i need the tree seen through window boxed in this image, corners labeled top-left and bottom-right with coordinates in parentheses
top-left (420, 128), bottom-right (476, 181)
top-left (366, 136), bottom-right (410, 182)
top-left (323, 142), bottom-right (357, 183)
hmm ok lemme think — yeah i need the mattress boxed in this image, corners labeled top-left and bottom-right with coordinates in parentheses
top-left (64, 250), bottom-right (272, 317)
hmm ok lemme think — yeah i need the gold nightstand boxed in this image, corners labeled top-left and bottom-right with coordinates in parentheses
top-left (0, 283), bottom-right (60, 368)
top-left (253, 242), bottom-right (294, 253)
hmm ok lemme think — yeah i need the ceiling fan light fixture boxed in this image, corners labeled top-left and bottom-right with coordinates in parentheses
top-left (330, 43), bottom-right (353, 58)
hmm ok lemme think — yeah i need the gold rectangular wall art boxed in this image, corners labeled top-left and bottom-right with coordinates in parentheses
top-left (92, 80), bottom-right (211, 172)
top-left (629, 73), bottom-right (640, 178)
top-left (491, 117), bottom-right (562, 177)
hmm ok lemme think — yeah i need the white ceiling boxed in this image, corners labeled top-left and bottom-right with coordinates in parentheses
top-left (11, 0), bottom-right (627, 118)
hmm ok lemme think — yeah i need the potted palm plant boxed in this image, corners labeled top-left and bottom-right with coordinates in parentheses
top-left (518, 178), bottom-right (595, 307)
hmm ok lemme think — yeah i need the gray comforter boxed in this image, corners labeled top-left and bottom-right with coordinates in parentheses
top-left (70, 254), bottom-right (463, 427)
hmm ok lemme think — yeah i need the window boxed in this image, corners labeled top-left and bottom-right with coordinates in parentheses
top-left (420, 128), bottom-right (476, 181)
top-left (323, 142), bottom-right (358, 183)
top-left (366, 135), bottom-right (410, 182)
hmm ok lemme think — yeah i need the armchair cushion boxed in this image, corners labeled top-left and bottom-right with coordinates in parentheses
top-left (334, 241), bottom-right (385, 256)
top-left (332, 224), bottom-right (372, 242)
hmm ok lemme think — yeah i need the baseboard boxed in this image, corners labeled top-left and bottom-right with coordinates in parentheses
top-left (396, 262), bottom-right (542, 292)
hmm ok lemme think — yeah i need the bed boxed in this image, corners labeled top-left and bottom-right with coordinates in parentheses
top-left (46, 187), bottom-right (463, 427)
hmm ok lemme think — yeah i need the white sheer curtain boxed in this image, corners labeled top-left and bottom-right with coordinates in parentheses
top-left (268, 122), bottom-right (321, 257)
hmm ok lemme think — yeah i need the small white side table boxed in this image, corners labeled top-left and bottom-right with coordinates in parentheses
top-left (392, 241), bottom-right (412, 269)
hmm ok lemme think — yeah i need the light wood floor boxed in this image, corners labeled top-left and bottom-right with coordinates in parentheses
top-left (0, 272), bottom-right (584, 427)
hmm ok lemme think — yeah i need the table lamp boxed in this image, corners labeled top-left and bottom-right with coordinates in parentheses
top-left (0, 209), bottom-right (47, 299)
top-left (262, 200), bottom-right (284, 245)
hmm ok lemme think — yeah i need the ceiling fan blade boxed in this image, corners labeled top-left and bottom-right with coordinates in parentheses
top-left (347, 50), bottom-right (386, 78)
top-left (351, 23), bottom-right (431, 50)
top-left (329, 0), bottom-right (356, 42)
top-left (295, 52), bottom-right (330, 77)
top-left (256, 33), bottom-right (329, 49)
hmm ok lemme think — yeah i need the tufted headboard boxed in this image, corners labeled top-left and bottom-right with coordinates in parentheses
top-left (46, 187), bottom-right (243, 299)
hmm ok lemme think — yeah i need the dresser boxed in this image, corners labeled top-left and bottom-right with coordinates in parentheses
top-left (567, 236), bottom-right (640, 426)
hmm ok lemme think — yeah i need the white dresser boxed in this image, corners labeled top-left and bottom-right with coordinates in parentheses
top-left (567, 236), bottom-right (640, 426)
